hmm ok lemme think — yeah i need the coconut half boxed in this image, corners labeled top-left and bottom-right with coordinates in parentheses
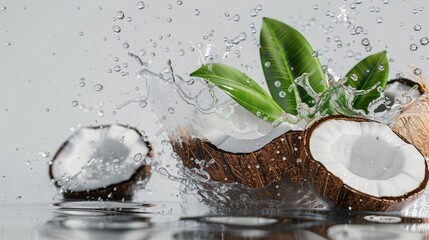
top-left (50, 124), bottom-right (153, 200)
top-left (301, 116), bottom-right (428, 211)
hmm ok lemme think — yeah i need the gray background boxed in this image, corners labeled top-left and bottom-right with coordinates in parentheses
top-left (0, 0), bottom-right (428, 204)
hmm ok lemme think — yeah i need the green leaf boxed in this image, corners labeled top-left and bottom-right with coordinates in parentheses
top-left (260, 17), bottom-right (328, 115)
top-left (345, 51), bottom-right (389, 113)
top-left (190, 63), bottom-right (284, 122)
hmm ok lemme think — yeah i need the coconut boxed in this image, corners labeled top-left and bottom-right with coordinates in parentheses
top-left (301, 115), bottom-right (429, 211)
top-left (171, 128), bottom-right (304, 188)
top-left (50, 124), bottom-right (153, 200)
top-left (392, 92), bottom-right (429, 158)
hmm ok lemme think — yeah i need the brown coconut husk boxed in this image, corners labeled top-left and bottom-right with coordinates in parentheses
top-left (393, 92), bottom-right (429, 158)
top-left (171, 128), bottom-right (304, 188)
top-left (301, 115), bottom-right (429, 211)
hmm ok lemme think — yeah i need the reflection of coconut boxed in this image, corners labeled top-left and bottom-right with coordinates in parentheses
top-left (393, 93), bottom-right (429, 158)
top-left (50, 124), bottom-right (153, 200)
top-left (301, 116), bottom-right (428, 211)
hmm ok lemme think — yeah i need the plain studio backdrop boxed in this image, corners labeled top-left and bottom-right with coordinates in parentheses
top-left (0, 0), bottom-right (428, 206)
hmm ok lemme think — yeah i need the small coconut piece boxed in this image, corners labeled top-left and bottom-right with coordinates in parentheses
top-left (393, 92), bottom-right (429, 158)
top-left (171, 128), bottom-right (304, 188)
top-left (301, 115), bottom-right (428, 211)
top-left (50, 124), bottom-right (153, 200)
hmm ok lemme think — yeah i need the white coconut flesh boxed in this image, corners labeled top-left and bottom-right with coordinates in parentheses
top-left (309, 119), bottom-right (426, 198)
top-left (192, 102), bottom-right (298, 153)
top-left (51, 124), bottom-right (150, 192)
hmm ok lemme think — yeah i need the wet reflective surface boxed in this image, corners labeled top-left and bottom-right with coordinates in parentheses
top-left (2, 201), bottom-right (427, 240)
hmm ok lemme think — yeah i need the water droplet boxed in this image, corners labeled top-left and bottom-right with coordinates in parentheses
top-left (355, 26), bottom-right (363, 34)
top-left (361, 38), bottom-right (370, 46)
top-left (413, 8), bottom-right (419, 15)
top-left (5, 42), bottom-right (11, 46)
top-left (93, 84), bottom-right (103, 91)
top-left (176, 0), bottom-right (183, 5)
top-left (279, 91), bottom-right (286, 98)
top-left (256, 111), bottom-right (261, 117)
top-left (194, 9), bottom-right (200, 15)
top-left (139, 100), bottom-right (147, 108)
top-left (354, 53), bottom-right (362, 60)
top-left (256, 4), bottom-right (262, 11)
top-left (249, 8), bottom-right (257, 17)
top-left (98, 110), bottom-right (104, 117)
top-left (116, 11), bottom-right (125, 19)
top-left (414, 24), bottom-right (422, 31)
top-left (79, 82), bottom-right (86, 87)
top-left (312, 51), bottom-right (318, 57)
top-left (410, 44), bottom-right (418, 51)
top-left (413, 68), bottom-right (422, 76)
top-left (376, 17), bottom-right (383, 24)
top-left (39, 151), bottom-right (50, 158)
top-left (264, 61), bottom-right (271, 68)
top-left (355, 0), bottom-right (362, 4)
top-left (350, 3), bottom-right (356, 9)
top-left (313, 4), bottom-right (319, 10)
top-left (383, 0), bottom-right (389, 4)
top-left (114, 65), bottom-right (121, 72)
top-left (167, 18), bottom-right (172, 23)
top-left (71, 100), bottom-right (79, 107)
top-left (78, 31), bottom-right (83, 36)
top-left (420, 37), bottom-right (429, 46)
top-left (134, 153), bottom-right (143, 162)
top-left (112, 25), bottom-right (121, 33)
top-left (365, 45), bottom-right (372, 52)
top-left (396, 72), bottom-right (404, 78)
top-left (136, 1), bottom-right (145, 9)
top-left (274, 81), bottom-right (281, 87)
top-left (232, 14), bottom-right (240, 22)
top-left (178, 49), bottom-right (185, 56)
top-left (351, 74), bottom-right (358, 81)
top-left (123, 42), bottom-right (129, 49)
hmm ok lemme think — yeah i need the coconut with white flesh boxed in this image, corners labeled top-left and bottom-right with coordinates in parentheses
top-left (50, 124), bottom-right (153, 200)
top-left (301, 116), bottom-right (428, 211)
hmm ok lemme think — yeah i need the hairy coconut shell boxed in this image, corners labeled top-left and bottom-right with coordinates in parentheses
top-left (171, 129), bottom-right (304, 188)
top-left (49, 125), bottom-right (153, 201)
top-left (301, 115), bottom-right (429, 211)
top-left (393, 92), bottom-right (429, 158)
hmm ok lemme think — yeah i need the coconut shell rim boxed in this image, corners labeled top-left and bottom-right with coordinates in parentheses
top-left (387, 78), bottom-right (425, 95)
top-left (49, 124), bottom-right (154, 198)
top-left (303, 115), bottom-right (429, 203)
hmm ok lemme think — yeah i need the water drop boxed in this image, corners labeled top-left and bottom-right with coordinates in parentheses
top-left (395, 72), bottom-right (404, 78)
top-left (134, 153), bottom-right (143, 162)
top-left (168, 107), bottom-right (175, 114)
top-left (232, 14), bottom-right (240, 22)
top-left (194, 9), bottom-right (200, 15)
top-left (114, 65), bottom-right (121, 72)
top-left (376, 17), bottom-right (383, 24)
top-left (312, 51), bottom-right (318, 57)
top-left (355, 0), bottom-right (362, 4)
top-left (93, 84), bottom-right (104, 91)
top-left (127, 17), bottom-right (132, 22)
top-left (355, 26), bottom-right (363, 34)
top-left (112, 25), bottom-right (121, 33)
top-left (279, 91), bottom-right (286, 98)
top-left (98, 110), bottom-right (104, 117)
top-left (256, 111), bottom-right (261, 117)
top-left (178, 49), bottom-right (185, 56)
top-left (413, 68), bottom-right (422, 76)
top-left (274, 81), bottom-right (281, 87)
top-left (383, 0), bottom-right (389, 3)
top-left (249, 8), bottom-right (257, 17)
top-left (351, 74), bottom-right (358, 81)
top-left (39, 151), bottom-right (50, 158)
top-left (413, 9), bottom-right (418, 15)
top-left (176, 0), bottom-right (183, 5)
top-left (78, 31), bottom-right (83, 36)
top-left (410, 44), bottom-right (418, 51)
top-left (365, 45), bottom-right (372, 52)
top-left (136, 1), bottom-right (145, 9)
top-left (313, 4), bottom-right (319, 10)
top-left (414, 24), bottom-right (422, 31)
top-left (139, 100), bottom-right (147, 108)
top-left (378, 64), bottom-right (385, 71)
top-left (256, 4), bottom-right (262, 11)
top-left (361, 38), bottom-right (370, 46)
top-left (5, 42), bottom-right (11, 46)
top-left (71, 100), bottom-right (79, 107)
top-left (116, 11), bottom-right (125, 19)
top-left (264, 61), bottom-right (271, 68)
top-left (79, 82), bottom-right (86, 87)
top-left (420, 37), bottom-right (429, 46)
top-left (1, 6), bottom-right (6, 11)
top-left (167, 18), bottom-right (172, 23)
top-left (123, 42), bottom-right (129, 49)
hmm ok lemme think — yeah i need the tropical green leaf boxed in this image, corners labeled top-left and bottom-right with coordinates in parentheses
top-left (260, 17), bottom-right (328, 115)
top-left (191, 63), bottom-right (284, 122)
top-left (345, 51), bottom-right (389, 113)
